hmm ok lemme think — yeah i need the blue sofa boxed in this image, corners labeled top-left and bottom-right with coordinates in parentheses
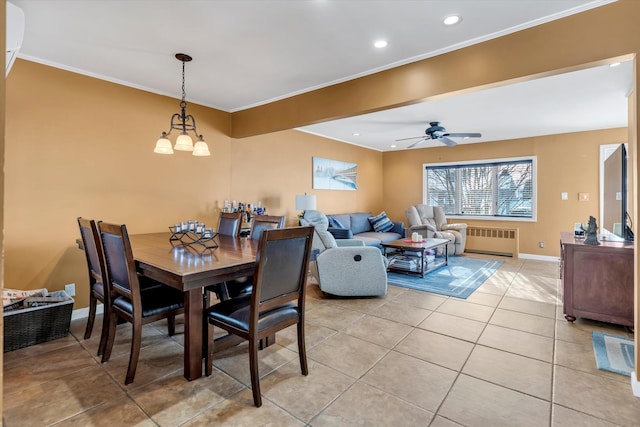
top-left (326, 212), bottom-right (405, 248)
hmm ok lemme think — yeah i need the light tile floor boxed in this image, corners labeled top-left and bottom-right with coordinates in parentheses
top-left (4, 255), bottom-right (640, 426)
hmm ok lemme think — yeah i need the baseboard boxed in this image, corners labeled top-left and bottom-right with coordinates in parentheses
top-left (71, 303), bottom-right (103, 321)
top-left (632, 371), bottom-right (640, 397)
top-left (518, 253), bottom-right (560, 262)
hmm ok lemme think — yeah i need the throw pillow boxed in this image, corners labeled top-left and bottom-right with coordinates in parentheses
top-left (369, 211), bottom-right (394, 233)
top-left (328, 216), bottom-right (344, 229)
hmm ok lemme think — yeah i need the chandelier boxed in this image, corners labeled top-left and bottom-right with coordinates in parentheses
top-left (154, 53), bottom-right (210, 156)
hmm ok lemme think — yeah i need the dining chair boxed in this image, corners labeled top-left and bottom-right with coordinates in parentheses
top-left (205, 226), bottom-right (314, 407)
top-left (249, 215), bottom-right (286, 241)
top-left (217, 211), bottom-right (242, 237)
top-left (77, 217), bottom-right (111, 357)
top-left (203, 211), bottom-right (244, 317)
top-left (98, 221), bottom-right (185, 385)
top-left (223, 214), bottom-right (286, 299)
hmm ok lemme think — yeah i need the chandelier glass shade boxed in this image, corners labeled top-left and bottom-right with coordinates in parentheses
top-left (154, 53), bottom-right (210, 157)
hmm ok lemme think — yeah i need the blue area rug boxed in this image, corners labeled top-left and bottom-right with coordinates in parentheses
top-left (592, 331), bottom-right (634, 376)
top-left (387, 256), bottom-right (503, 299)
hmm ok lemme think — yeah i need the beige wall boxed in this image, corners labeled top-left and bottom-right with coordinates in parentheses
top-left (230, 129), bottom-right (383, 225)
top-left (383, 129), bottom-right (627, 257)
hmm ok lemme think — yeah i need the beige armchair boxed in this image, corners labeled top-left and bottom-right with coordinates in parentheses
top-left (405, 204), bottom-right (467, 255)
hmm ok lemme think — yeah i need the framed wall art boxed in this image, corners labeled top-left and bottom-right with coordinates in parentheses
top-left (312, 157), bottom-right (357, 191)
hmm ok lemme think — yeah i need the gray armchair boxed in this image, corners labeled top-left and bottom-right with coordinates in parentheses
top-left (301, 210), bottom-right (387, 297)
top-left (405, 204), bottom-right (467, 255)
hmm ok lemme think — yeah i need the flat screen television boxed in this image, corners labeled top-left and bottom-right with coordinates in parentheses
top-left (602, 143), bottom-right (633, 241)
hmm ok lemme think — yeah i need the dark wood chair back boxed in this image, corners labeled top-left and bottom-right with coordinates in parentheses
top-left (98, 221), bottom-right (184, 385)
top-left (78, 217), bottom-right (106, 289)
top-left (216, 214), bottom-right (287, 300)
top-left (217, 212), bottom-right (242, 236)
top-left (77, 217), bottom-right (110, 354)
top-left (205, 226), bottom-right (314, 407)
top-left (99, 222), bottom-right (139, 303)
top-left (249, 215), bottom-right (286, 241)
top-left (254, 228), bottom-right (311, 306)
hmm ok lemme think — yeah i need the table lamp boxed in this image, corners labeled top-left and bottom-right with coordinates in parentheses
top-left (295, 193), bottom-right (316, 219)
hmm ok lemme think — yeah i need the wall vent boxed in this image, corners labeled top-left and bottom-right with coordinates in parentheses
top-left (465, 226), bottom-right (519, 257)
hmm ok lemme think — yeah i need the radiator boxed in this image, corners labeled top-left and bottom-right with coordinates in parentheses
top-left (464, 226), bottom-right (519, 257)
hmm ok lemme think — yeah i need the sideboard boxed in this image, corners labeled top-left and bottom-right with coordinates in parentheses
top-left (560, 231), bottom-right (634, 328)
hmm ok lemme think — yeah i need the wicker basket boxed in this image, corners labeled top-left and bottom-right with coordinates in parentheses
top-left (3, 290), bottom-right (74, 352)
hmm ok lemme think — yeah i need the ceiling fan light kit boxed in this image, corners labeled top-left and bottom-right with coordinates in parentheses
top-left (398, 121), bottom-right (481, 148)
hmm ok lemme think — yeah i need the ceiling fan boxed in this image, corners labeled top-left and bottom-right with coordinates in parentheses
top-left (396, 121), bottom-right (481, 148)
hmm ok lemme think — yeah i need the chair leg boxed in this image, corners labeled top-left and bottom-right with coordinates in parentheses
top-left (167, 314), bottom-right (176, 336)
top-left (203, 291), bottom-right (210, 354)
top-left (205, 322), bottom-right (215, 376)
top-left (125, 321), bottom-right (142, 385)
top-left (84, 293), bottom-right (97, 340)
top-left (101, 309), bottom-right (119, 363)
top-left (97, 302), bottom-right (110, 357)
top-left (248, 339), bottom-right (262, 407)
top-left (297, 321), bottom-right (308, 376)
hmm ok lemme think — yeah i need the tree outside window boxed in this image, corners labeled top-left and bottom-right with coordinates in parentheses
top-left (425, 158), bottom-right (535, 219)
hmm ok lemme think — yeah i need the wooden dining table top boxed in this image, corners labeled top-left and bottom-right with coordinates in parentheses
top-left (129, 232), bottom-right (259, 291)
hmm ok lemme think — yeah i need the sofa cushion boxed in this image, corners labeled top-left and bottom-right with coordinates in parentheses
top-left (328, 227), bottom-right (353, 239)
top-left (328, 214), bottom-right (351, 231)
top-left (366, 231), bottom-right (402, 244)
top-left (350, 213), bottom-right (373, 235)
top-left (369, 211), bottom-right (394, 232)
top-left (328, 216), bottom-right (344, 228)
top-left (351, 233), bottom-right (383, 247)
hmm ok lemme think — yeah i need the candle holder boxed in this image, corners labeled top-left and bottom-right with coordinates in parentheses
top-left (169, 221), bottom-right (218, 249)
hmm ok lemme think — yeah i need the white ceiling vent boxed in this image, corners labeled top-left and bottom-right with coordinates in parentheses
top-left (6, 2), bottom-right (25, 76)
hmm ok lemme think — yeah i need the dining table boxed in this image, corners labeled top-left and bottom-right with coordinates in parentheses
top-left (129, 232), bottom-right (259, 381)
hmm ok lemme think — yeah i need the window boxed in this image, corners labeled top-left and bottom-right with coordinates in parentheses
top-left (424, 157), bottom-right (536, 220)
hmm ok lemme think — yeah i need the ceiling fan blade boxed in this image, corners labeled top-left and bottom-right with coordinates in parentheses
top-left (440, 136), bottom-right (458, 147)
top-left (395, 135), bottom-right (429, 142)
top-left (407, 137), bottom-right (429, 149)
top-left (446, 132), bottom-right (482, 138)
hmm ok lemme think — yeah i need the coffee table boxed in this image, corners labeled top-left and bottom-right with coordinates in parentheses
top-left (381, 238), bottom-right (450, 278)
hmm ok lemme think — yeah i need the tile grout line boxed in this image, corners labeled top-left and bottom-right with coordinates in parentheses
top-left (425, 256), bottom-right (523, 426)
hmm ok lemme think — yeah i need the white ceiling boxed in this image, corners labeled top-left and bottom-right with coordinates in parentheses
top-left (10, 0), bottom-right (629, 151)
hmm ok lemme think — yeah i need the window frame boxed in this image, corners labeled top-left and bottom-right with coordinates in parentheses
top-left (422, 156), bottom-right (537, 222)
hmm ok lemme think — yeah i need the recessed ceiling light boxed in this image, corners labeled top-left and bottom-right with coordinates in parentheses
top-left (443, 15), bottom-right (461, 26)
top-left (390, 144), bottom-right (397, 148)
top-left (352, 132), bottom-right (360, 136)
top-left (374, 40), bottom-right (388, 49)
top-left (610, 62), bottom-right (621, 67)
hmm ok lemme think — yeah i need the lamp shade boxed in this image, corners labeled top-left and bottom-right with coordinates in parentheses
top-left (174, 132), bottom-right (194, 151)
top-left (295, 194), bottom-right (316, 210)
top-left (154, 136), bottom-right (174, 154)
top-left (192, 139), bottom-right (211, 156)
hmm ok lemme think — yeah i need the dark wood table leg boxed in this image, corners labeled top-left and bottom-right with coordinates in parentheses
top-left (183, 289), bottom-right (203, 381)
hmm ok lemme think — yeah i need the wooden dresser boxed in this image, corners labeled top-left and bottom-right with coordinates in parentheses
top-left (560, 231), bottom-right (634, 327)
